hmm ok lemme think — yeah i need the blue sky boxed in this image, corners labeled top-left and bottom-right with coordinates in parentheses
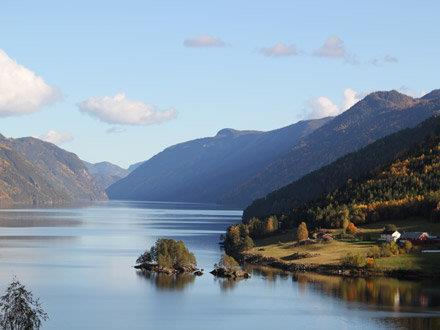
top-left (0, 0), bottom-right (438, 167)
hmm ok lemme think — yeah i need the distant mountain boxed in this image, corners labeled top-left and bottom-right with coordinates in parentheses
top-left (221, 90), bottom-right (440, 206)
top-left (107, 118), bottom-right (331, 202)
top-left (127, 161), bottom-right (144, 172)
top-left (84, 161), bottom-right (129, 190)
top-left (243, 115), bottom-right (440, 220)
top-left (0, 136), bottom-right (107, 207)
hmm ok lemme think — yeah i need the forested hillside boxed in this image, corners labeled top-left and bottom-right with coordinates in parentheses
top-left (243, 116), bottom-right (440, 230)
top-left (244, 116), bottom-right (440, 220)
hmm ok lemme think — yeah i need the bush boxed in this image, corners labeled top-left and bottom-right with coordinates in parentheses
top-left (384, 224), bottom-right (397, 232)
top-left (380, 241), bottom-right (399, 257)
top-left (137, 239), bottom-right (197, 269)
top-left (346, 222), bottom-right (357, 234)
top-left (365, 257), bottom-right (375, 268)
top-left (403, 240), bottom-right (413, 253)
top-left (389, 241), bottom-right (399, 255)
top-left (367, 245), bottom-right (381, 258)
top-left (341, 253), bottom-right (366, 268)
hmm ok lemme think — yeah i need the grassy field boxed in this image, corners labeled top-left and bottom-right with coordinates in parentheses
top-left (247, 217), bottom-right (440, 273)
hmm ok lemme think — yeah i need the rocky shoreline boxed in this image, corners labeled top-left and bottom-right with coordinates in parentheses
top-left (242, 253), bottom-right (439, 280)
top-left (134, 263), bottom-right (203, 276)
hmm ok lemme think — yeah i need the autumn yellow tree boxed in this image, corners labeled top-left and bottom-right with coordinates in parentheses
top-left (297, 222), bottom-right (308, 241)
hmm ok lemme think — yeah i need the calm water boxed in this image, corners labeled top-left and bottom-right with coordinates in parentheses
top-left (0, 201), bottom-right (438, 329)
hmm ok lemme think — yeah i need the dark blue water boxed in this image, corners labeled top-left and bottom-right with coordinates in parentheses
top-left (0, 201), bottom-right (438, 329)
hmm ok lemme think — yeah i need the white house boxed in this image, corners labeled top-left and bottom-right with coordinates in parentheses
top-left (380, 230), bottom-right (401, 242)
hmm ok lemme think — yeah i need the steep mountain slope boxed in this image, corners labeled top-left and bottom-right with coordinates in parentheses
top-left (84, 161), bottom-right (129, 189)
top-left (0, 136), bottom-right (106, 207)
top-left (243, 115), bottom-right (440, 220)
top-left (222, 90), bottom-right (440, 206)
top-left (127, 161), bottom-right (144, 172)
top-left (107, 118), bottom-right (331, 202)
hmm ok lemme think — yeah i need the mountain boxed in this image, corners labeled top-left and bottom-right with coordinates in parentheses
top-left (127, 161), bottom-right (144, 172)
top-left (107, 118), bottom-right (332, 202)
top-left (84, 161), bottom-right (129, 190)
top-left (0, 136), bottom-right (107, 207)
top-left (243, 115), bottom-right (440, 220)
top-left (220, 90), bottom-right (440, 206)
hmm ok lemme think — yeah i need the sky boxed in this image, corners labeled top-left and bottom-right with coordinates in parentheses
top-left (0, 0), bottom-right (439, 168)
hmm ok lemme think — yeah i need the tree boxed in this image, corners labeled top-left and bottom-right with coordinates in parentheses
top-left (217, 254), bottom-right (239, 271)
top-left (346, 222), bottom-right (357, 234)
top-left (297, 222), bottom-right (309, 241)
top-left (242, 236), bottom-right (254, 250)
top-left (137, 239), bottom-right (197, 270)
top-left (384, 224), bottom-right (397, 232)
top-left (0, 278), bottom-right (48, 330)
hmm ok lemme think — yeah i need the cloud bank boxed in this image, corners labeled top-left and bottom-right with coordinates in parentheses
top-left (306, 88), bottom-right (361, 119)
top-left (183, 35), bottom-right (226, 48)
top-left (0, 50), bottom-right (60, 117)
top-left (78, 93), bottom-right (177, 126)
top-left (39, 130), bottom-right (74, 145)
top-left (259, 42), bottom-right (298, 57)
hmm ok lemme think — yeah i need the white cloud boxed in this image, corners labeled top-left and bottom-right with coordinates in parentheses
top-left (314, 36), bottom-right (346, 59)
top-left (307, 96), bottom-right (340, 119)
top-left (39, 130), bottom-right (73, 145)
top-left (183, 35), bottom-right (227, 48)
top-left (78, 93), bottom-right (177, 126)
top-left (313, 36), bottom-right (357, 64)
top-left (369, 54), bottom-right (398, 66)
top-left (342, 88), bottom-right (360, 110)
top-left (0, 49), bottom-right (60, 117)
top-left (306, 88), bottom-right (361, 119)
top-left (106, 127), bottom-right (127, 134)
top-left (259, 42), bottom-right (298, 57)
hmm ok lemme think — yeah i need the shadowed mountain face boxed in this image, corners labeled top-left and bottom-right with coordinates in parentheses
top-left (84, 161), bottom-right (129, 190)
top-left (0, 136), bottom-right (107, 207)
top-left (108, 89), bottom-right (440, 208)
top-left (220, 90), bottom-right (440, 206)
top-left (107, 118), bottom-right (331, 203)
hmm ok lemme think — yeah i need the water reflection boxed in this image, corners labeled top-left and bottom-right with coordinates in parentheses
top-left (292, 273), bottom-right (440, 312)
top-left (377, 317), bottom-right (440, 330)
top-left (136, 270), bottom-right (195, 291)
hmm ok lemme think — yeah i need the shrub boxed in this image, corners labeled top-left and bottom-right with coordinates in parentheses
top-left (380, 243), bottom-right (392, 257)
top-left (365, 257), bottom-right (375, 268)
top-left (403, 240), bottom-right (413, 253)
top-left (137, 239), bottom-right (197, 269)
top-left (297, 222), bottom-right (309, 241)
top-left (384, 224), bottom-right (397, 232)
top-left (341, 253), bottom-right (366, 268)
top-left (389, 241), bottom-right (399, 255)
top-left (367, 245), bottom-right (381, 259)
top-left (346, 222), bottom-right (357, 234)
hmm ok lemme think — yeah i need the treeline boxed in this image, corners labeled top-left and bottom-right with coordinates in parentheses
top-left (223, 216), bottom-right (282, 256)
top-left (299, 138), bottom-right (440, 228)
top-left (243, 116), bottom-right (440, 221)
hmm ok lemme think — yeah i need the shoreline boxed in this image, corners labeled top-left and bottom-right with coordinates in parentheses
top-left (241, 252), bottom-right (440, 280)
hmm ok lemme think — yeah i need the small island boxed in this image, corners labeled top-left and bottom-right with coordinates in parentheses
top-left (135, 238), bottom-right (203, 275)
top-left (210, 254), bottom-right (250, 279)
